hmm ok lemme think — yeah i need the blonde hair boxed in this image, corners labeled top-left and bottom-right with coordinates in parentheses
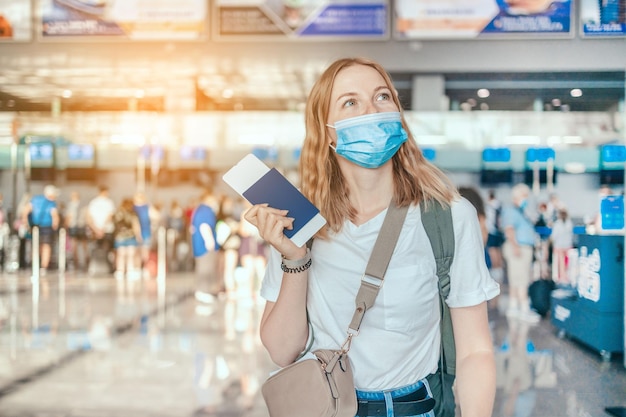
top-left (299, 57), bottom-right (458, 237)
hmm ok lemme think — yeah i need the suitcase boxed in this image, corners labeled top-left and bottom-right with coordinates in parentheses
top-left (528, 279), bottom-right (555, 317)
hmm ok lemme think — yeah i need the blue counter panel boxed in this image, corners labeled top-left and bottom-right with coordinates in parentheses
top-left (551, 295), bottom-right (623, 354)
top-left (576, 234), bottom-right (624, 314)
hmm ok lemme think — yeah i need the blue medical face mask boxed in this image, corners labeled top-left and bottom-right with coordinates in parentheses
top-left (519, 199), bottom-right (528, 210)
top-left (327, 111), bottom-right (408, 169)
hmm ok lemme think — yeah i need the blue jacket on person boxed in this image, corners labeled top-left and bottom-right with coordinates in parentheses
top-left (30, 195), bottom-right (56, 227)
top-left (191, 204), bottom-right (219, 258)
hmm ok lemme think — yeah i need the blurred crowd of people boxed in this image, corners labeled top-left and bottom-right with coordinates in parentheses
top-left (482, 185), bottom-right (574, 324)
top-left (0, 179), bottom-right (584, 322)
top-left (0, 185), bottom-right (268, 302)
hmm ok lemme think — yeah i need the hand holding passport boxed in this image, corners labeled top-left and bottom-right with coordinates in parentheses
top-left (222, 154), bottom-right (327, 247)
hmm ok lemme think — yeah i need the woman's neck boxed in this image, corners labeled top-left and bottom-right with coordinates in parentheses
top-left (341, 165), bottom-right (394, 225)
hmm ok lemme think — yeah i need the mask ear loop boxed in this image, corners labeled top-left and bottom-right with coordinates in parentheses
top-left (326, 124), bottom-right (337, 152)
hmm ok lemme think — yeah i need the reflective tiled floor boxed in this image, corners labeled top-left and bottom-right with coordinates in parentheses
top-left (0, 270), bottom-right (624, 417)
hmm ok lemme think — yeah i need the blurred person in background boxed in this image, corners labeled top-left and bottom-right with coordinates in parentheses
top-left (458, 186), bottom-right (488, 244)
top-left (166, 199), bottom-right (186, 271)
top-left (167, 199), bottom-right (185, 242)
top-left (133, 192), bottom-right (153, 279)
top-left (191, 189), bottom-right (221, 304)
top-left (86, 185), bottom-right (116, 272)
top-left (64, 191), bottom-right (88, 270)
top-left (184, 196), bottom-right (199, 240)
top-left (237, 201), bottom-right (267, 301)
top-left (550, 208), bottom-right (573, 285)
top-left (22, 185), bottom-right (60, 275)
top-left (534, 201), bottom-right (552, 279)
top-left (485, 189), bottom-right (505, 285)
top-left (501, 183), bottom-right (540, 323)
top-left (545, 193), bottom-right (563, 225)
top-left (14, 192), bottom-right (31, 269)
top-left (112, 198), bottom-right (142, 288)
top-left (459, 186), bottom-right (502, 313)
top-left (216, 195), bottom-right (242, 299)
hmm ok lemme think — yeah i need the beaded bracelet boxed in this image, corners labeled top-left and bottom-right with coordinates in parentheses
top-left (281, 248), bottom-right (312, 274)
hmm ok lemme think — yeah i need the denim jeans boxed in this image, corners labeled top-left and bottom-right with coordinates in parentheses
top-left (355, 379), bottom-right (436, 417)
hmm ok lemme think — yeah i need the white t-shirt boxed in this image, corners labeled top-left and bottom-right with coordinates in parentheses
top-left (88, 195), bottom-right (116, 233)
top-left (551, 218), bottom-right (573, 249)
top-left (260, 198), bottom-right (500, 391)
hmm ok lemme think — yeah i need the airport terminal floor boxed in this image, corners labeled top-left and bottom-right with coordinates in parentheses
top-left (0, 268), bottom-right (624, 417)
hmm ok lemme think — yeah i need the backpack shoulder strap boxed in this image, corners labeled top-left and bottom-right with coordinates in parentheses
top-left (420, 201), bottom-right (456, 376)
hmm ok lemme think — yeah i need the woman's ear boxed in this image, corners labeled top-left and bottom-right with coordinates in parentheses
top-left (325, 124), bottom-right (336, 147)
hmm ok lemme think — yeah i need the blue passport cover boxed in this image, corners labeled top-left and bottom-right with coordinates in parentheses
top-left (243, 168), bottom-right (319, 239)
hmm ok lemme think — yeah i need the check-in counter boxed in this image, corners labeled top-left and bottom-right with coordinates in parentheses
top-left (551, 233), bottom-right (624, 361)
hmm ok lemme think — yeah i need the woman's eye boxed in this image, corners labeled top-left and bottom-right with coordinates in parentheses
top-left (342, 99), bottom-right (355, 108)
top-left (376, 92), bottom-right (391, 101)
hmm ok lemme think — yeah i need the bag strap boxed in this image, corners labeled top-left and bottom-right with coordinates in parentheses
top-left (420, 201), bottom-right (456, 376)
top-left (347, 203), bottom-right (409, 337)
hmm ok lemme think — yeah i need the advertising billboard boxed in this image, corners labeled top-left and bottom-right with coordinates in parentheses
top-left (581, 0), bottom-right (626, 37)
top-left (0, 0), bottom-right (32, 41)
top-left (393, 0), bottom-right (572, 39)
top-left (40, 0), bottom-right (207, 40)
top-left (214, 0), bottom-right (389, 40)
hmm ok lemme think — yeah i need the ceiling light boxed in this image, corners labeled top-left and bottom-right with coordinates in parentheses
top-left (563, 162), bottom-right (586, 174)
top-left (61, 89), bottom-right (72, 98)
top-left (546, 136), bottom-right (561, 146)
top-left (563, 136), bottom-right (582, 144)
top-left (570, 88), bottom-right (583, 98)
top-left (222, 89), bottom-right (234, 99)
top-left (477, 88), bottom-right (490, 98)
top-left (134, 89), bottom-right (145, 98)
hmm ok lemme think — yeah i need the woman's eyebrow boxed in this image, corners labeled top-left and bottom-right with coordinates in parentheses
top-left (334, 91), bottom-right (356, 103)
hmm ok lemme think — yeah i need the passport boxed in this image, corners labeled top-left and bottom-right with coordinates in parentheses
top-left (222, 153), bottom-right (326, 247)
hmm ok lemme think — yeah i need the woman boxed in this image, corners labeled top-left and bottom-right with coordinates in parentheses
top-left (550, 208), bottom-right (573, 285)
top-left (112, 198), bottom-right (141, 282)
top-left (245, 57), bottom-right (500, 417)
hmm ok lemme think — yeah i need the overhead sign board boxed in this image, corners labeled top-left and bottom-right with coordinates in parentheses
top-left (526, 147), bottom-right (556, 163)
top-left (394, 0), bottom-right (572, 39)
top-left (0, 0), bottom-right (32, 41)
top-left (214, 0), bottom-right (389, 40)
top-left (581, 0), bottom-right (626, 37)
top-left (40, 0), bottom-right (207, 40)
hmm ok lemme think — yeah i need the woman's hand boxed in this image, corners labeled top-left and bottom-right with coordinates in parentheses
top-left (244, 204), bottom-right (305, 259)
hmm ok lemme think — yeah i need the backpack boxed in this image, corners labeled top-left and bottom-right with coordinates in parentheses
top-left (421, 202), bottom-right (456, 417)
